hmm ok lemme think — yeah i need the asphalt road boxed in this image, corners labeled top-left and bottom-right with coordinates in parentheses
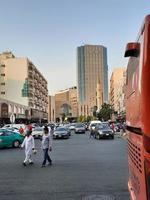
top-left (0, 132), bottom-right (129, 200)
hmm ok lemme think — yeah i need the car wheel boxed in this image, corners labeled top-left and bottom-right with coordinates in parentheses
top-left (111, 135), bottom-right (114, 139)
top-left (13, 140), bottom-right (20, 148)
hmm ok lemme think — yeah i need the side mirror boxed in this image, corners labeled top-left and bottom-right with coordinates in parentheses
top-left (124, 42), bottom-right (140, 57)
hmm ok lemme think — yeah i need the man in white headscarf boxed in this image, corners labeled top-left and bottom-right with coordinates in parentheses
top-left (21, 130), bottom-right (35, 166)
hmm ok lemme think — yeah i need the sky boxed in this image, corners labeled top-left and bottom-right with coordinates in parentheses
top-left (0, 0), bottom-right (149, 95)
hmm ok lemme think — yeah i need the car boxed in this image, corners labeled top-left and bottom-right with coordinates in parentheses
top-left (93, 124), bottom-right (114, 139)
top-left (32, 127), bottom-right (43, 139)
top-left (75, 124), bottom-right (86, 134)
top-left (89, 122), bottom-right (102, 137)
top-left (3, 124), bottom-right (26, 130)
top-left (63, 124), bottom-right (71, 136)
top-left (0, 129), bottom-right (24, 148)
top-left (69, 123), bottom-right (76, 131)
top-left (89, 121), bottom-right (102, 131)
top-left (47, 123), bottom-right (55, 131)
top-left (53, 127), bottom-right (70, 139)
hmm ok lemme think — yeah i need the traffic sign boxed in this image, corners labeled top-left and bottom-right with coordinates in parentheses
top-left (10, 113), bottom-right (15, 124)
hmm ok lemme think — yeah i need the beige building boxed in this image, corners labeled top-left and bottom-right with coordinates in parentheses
top-left (55, 87), bottom-right (78, 121)
top-left (48, 96), bottom-right (55, 122)
top-left (77, 45), bottom-right (108, 116)
top-left (110, 67), bottom-right (126, 114)
top-left (0, 51), bottom-right (48, 121)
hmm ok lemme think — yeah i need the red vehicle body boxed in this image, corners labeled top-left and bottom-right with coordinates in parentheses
top-left (125, 15), bottom-right (150, 200)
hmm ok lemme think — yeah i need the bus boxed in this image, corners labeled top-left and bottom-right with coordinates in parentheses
top-left (125, 15), bottom-right (150, 200)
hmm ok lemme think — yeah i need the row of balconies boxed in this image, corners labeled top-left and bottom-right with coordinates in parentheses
top-left (28, 70), bottom-right (47, 85)
top-left (29, 78), bottom-right (46, 90)
top-left (29, 97), bottom-right (48, 104)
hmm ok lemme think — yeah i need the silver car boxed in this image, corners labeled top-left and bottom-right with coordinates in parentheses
top-left (53, 127), bottom-right (70, 139)
top-left (75, 124), bottom-right (86, 134)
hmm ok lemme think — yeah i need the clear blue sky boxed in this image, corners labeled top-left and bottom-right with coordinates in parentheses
top-left (0, 0), bottom-right (149, 94)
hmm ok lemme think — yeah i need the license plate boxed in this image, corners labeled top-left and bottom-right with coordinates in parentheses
top-left (106, 134), bottom-right (109, 136)
top-left (59, 135), bottom-right (61, 138)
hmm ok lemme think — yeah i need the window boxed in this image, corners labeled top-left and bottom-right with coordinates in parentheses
top-left (1, 92), bottom-right (5, 95)
top-left (1, 74), bottom-right (5, 76)
top-left (22, 79), bottom-right (29, 97)
top-left (1, 82), bottom-right (5, 85)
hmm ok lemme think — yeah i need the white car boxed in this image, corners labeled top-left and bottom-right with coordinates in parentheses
top-left (89, 121), bottom-right (101, 131)
top-left (3, 124), bottom-right (25, 130)
top-left (32, 127), bottom-right (43, 139)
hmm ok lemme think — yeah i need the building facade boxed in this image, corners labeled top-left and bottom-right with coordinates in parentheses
top-left (0, 51), bottom-right (48, 122)
top-left (48, 96), bottom-right (55, 122)
top-left (55, 87), bottom-right (78, 121)
top-left (77, 45), bottom-right (108, 116)
top-left (110, 67), bottom-right (126, 114)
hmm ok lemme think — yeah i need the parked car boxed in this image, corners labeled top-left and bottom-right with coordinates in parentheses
top-left (3, 124), bottom-right (26, 130)
top-left (0, 129), bottom-right (24, 148)
top-left (75, 124), bottom-right (86, 134)
top-left (93, 124), bottom-right (114, 139)
top-left (53, 127), bottom-right (70, 139)
top-left (32, 127), bottom-right (43, 139)
top-left (69, 123), bottom-right (76, 131)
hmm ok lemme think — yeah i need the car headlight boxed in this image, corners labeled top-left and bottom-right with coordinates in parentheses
top-left (98, 130), bottom-right (103, 134)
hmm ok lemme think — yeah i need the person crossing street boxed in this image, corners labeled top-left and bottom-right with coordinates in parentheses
top-left (21, 130), bottom-right (35, 166)
top-left (41, 126), bottom-right (52, 167)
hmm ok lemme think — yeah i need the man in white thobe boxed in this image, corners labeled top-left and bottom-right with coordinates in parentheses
top-left (21, 131), bottom-right (35, 166)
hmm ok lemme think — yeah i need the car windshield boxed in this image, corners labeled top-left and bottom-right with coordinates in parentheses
top-left (56, 127), bottom-right (66, 131)
top-left (76, 124), bottom-right (84, 128)
top-left (97, 124), bottom-right (110, 130)
top-left (0, 132), bottom-right (4, 136)
top-left (91, 123), bottom-right (101, 127)
top-left (34, 127), bottom-right (43, 131)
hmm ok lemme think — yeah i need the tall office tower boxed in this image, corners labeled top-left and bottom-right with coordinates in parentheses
top-left (77, 45), bottom-right (108, 116)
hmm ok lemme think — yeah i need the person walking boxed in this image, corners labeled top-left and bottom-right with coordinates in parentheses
top-left (41, 126), bottom-right (52, 167)
top-left (21, 130), bottom-right (35, 166)
top-left (19, 126), bottom-right (24, 135)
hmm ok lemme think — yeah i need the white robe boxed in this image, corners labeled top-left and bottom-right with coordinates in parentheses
top-left (21, 135), bottom-right (35, 162)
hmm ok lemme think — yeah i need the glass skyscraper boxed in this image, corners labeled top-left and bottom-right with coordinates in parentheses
top-left (77, 45), bottom-right (108, 116)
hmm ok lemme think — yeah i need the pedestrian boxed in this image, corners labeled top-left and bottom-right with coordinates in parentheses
top-left (19, 126), bottom-right (24, 135)
top-left (110, 122), bottom-right (115, 132)
top-left (21, 130), bottom-right (35, 166)
top-left (41, 126), bottom-right (52, 167)
top-left (25, 121), bottom-right (32, 134)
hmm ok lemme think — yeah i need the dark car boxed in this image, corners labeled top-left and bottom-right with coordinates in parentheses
top-left (94, 124), bottom-right (114, 139)
top-left (53, 127), bottom-right (70, 139)
top-left (75, 124), bottom-right (86, 134)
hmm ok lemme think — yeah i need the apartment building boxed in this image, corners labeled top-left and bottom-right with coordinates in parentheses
top-left (0, 51), bottom-right (48, 122)
top-left (48, 96), bottom-right (55, 122)
top-left (55, 87), bottom-right (78, 121)
top-left (110, 67), bottom-right (126, 114)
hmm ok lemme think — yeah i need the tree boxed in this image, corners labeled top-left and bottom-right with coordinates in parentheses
top-left (97, 103), bottom-right (113, 121)
top-left (77, 115), bottom-right (86, 122)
